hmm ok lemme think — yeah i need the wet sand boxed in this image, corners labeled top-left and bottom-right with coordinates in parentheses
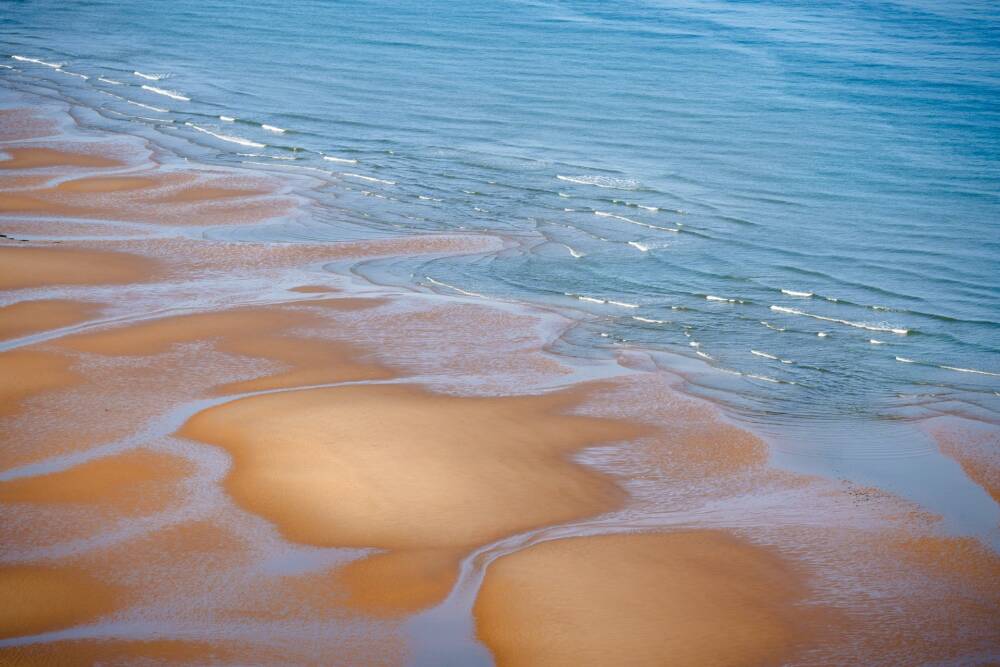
top-left (474, 531), bottom-right (822, 667)
top-left (2, 97), bottom-right (998, 665)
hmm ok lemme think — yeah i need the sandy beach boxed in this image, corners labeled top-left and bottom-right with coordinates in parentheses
top-left (1, 93), bottom-right (998, 666)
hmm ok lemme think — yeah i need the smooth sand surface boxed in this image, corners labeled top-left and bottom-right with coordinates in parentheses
top-left (181, 383), bottom-right (646, 614)
top-left (474, 531), bottom-right (817, 667)
top-left (0, 350), bottom-right (79, 416)
top-left (0, 299), bottom-right (101, 341)
top-left (0, 245), bottom-right (155, 290)
top-left (0, 146), bottom-right (122, 170)
top-left (0, 566), bottom-right (118, 640)
top-left (0, 448), bottom-right (191, 515)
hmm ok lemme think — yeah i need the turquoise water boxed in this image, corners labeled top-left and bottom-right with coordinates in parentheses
top-left (2, 0), bottom-right (999, 424)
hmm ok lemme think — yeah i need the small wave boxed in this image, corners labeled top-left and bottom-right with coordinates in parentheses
top-left (628, 241), bottom-right (650, 252)
top-left (128, 100), bottom-right (168, 113)
top-left (133, 71), bottom-right (166, 80)
top-left (12, 55), bottom-right (63, 69)
top-left (322, 155), bottom-right (357, 164)
top-left (567, 293), bottom-right (638, 309)
top-left (141, 85), bottom-right (189, 101)
top-left (869, 339), bottom-right (885, 345)
top-left (746, 373), bottom-right (782, 383)
top-left (637, 204), bottom-right (659, 212)
top-left (58, 69), bottom-right (88, 79)
top-left (594, 210), bottom-right (680, 233)
top-left (633, 316), bottom-right (666, 324)
top-left (557, 174), bottom-right (639, 190)
top-left (185, 122), bottom-right (265, 148)
top-left (696, 350), bottom-right (713, 360)
top-left (261, 124), bottom-right (286, 134)
top-left (342, 172), bottom-right (395, 185)
top-left (780, 289), bottom-right (813, 298)
top-left (220, 115), bottom-right (236, 122)
top-left (97, 77), bottom-right (122, 85)
top-left (567, 245), bottom-right (585, 258)
top-left (426, 277), bottom-right (485, 298)
top-left (417, 194), bottom-right (443, 202)
top-left (817, 332), bottom-right (828, 337)
top-left (751, 349), bottom-right (794, 364)
top-left (557, 192), bottom-right (571, 198)
top-left (940, 365), bottom-right (1000, 377)
top-left (706, 295), bottom-right (745, 304)
top-left (689, 341), bottom-right (700, 347)
top-left (896, 356), bottom-right (915, 363)
top-left (761, 321), bottom-right (786, 332)
top-left (769, 305), bottom-right (908, 335)
top-left (237, 153), bottom-right (297, 161)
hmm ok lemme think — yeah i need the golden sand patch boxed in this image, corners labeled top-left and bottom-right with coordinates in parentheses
top-left (0, 245), bottom-right (155, 291)
top-left (180, 383), bottom-right (645, 614)
top-left (0, 299), bottom-right (101, 341)
top-left (0, 146), bottom-right (122, 170)
top-left (0, 565), bottom-right (119, 640)
top-left (0, 448), bottom-right (191, 516)
top-left (60, 303), bottom-right (393, 393)
top-left (474, 531), bottom-right (818, 667)
top-left (0, 350), bottom-right (79, 416)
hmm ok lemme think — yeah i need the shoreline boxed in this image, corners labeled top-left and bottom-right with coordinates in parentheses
top-left (1, 89), bottom-right (998, 665)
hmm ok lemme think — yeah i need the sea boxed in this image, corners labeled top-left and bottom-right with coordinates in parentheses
top-left (2, 0), bottom-right (999, 534)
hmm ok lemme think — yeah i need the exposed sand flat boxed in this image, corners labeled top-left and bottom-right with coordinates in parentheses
top-left (0, 448), bottom-right (191, 515)
top-left (0, 245), bottom-right (155, 290)
top-left (474, 531), bottom-right (820, 667)
top-left (926, 418), bottom-right (1000, 505)
top-left (0, 299), bottom-right (102, 341)
top-left (0, 146), bottom-right (122, 170)
top-left (180, 383), bottom-right (646, 614)
top-left (0, 565), bottom-right (119, 640)
top-left (60, 303), bottom-right (394, 392)
top-left (0, 350), bottom-right (79, 416)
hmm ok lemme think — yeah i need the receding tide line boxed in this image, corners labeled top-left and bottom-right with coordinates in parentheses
top-left (770, 305), bottom-right (908, 335)
top-left (425, 276), bottom-right (486, 299)
top-left (566, 292), bottom-right (639, 308)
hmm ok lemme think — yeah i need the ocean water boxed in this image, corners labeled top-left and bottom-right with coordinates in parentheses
top-left (2, 0), bottom-right (999, 428)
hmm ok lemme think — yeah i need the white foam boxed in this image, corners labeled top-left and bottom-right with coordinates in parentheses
top-left (261, 124), bottom-right (285, 134)
top-left (342, 172), bottom-right (395, 185)
top-left (869, 339), bottom-right (885, 345)
top-left (695, 350), bottom-right (713, 360)
top-left (895, 356), bottom-right (915, 363)
top-left (637, 204), bottom-right (659, 212)
top-left (97, 77), bottom-right (122, 85)
top-left (322, 155), bottom-right (357, 164)
top-left (769, 305), bottom-right (908, 335)
top-left (939, 365), bottom-right (1000, 377)
top-left (133, 71), bottom-right (165, 80)
top-left (58, 69), bottom-right (88, 79)
top-left (706, 295), bottom-right (744, 303)
top-left (689, 341), bottom-right (700, 347)
top-left (780, 289), bottom-right (812, 298)
top-left (817, 332), bottom-right (828, 337)
top-left (594, 210), bottom-right (679, 232)
top-left (746, 373), bottom-right (781, 383)
top-left (128, 100), bottom-right (168, 113)
top-left (761, 321), bottom-right (786, 332)
top-left (185, 122), bottom-right (265, 148)
top-left (219, 115), bottom-right (236, 122)
top-left (425, 277), bottom-right (486, 299)
top-left (557, 174), bottom-right (639, 190)
top-left (628, 241), bottom-right (650, 252)
top-left (633, 316), bottom-right (666, 324)
top-left (141, 85), bottom-right (189, 101)
top-left (557, 192), bottom-right (571, 198)
top-left (567, 293), bottom-right (638, 309)
top-left (567, 245), bottom-right (585, 258)
top-left (12, 55), bottom-right (63, 69)
top-left (751, 349), bottom-right (779, 360)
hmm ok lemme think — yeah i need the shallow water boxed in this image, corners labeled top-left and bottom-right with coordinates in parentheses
top-left (2, 0), bottom-right (998, 422)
